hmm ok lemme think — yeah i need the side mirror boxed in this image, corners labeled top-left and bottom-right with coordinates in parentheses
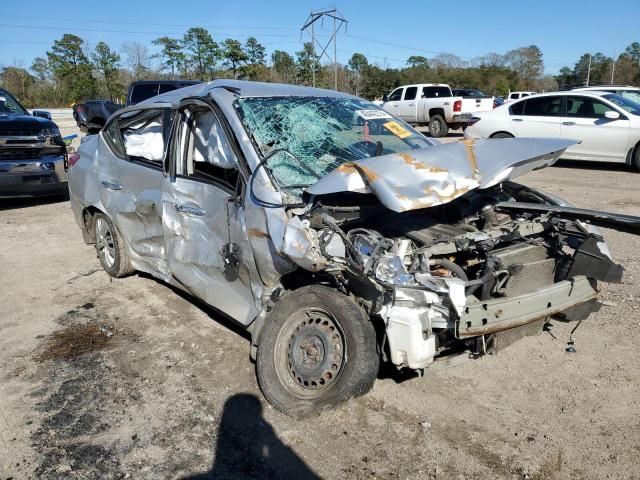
top-left (32, 110), bottom-right (52, 120)
top-left (382, 93), bottom-right (388, 103)
top-left (604, 110), bottom-right (620, 120)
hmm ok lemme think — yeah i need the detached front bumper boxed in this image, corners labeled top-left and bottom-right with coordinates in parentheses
top-left (0, 155), bottom-right (68, 198)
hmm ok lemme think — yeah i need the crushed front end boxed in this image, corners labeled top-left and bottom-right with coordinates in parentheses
top-left (299, 180), bottom-right (627, 370)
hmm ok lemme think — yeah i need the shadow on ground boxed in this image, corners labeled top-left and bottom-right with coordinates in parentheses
top-left (554, 159), bottom-right (636, 172)
top-left (0, 195), bottom-right (68, 211)
top-left (183, 394), bottom-right (320, 480)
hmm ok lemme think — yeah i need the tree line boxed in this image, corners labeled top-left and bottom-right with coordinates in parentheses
top-left (0, 26), bottom-right (638, 108)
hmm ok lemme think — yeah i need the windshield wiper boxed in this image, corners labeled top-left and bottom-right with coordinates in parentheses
top-left (250, 148), bottom-right (320, 208)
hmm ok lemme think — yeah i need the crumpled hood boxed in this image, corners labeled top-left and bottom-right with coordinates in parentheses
top-left (306, 137), bottom-right (576, 212)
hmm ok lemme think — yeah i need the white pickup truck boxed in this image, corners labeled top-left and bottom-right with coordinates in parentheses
top-left (381, 83), bottom-right (494, 137)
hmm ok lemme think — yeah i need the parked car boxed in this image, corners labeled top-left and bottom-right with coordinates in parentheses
top-left (0, 88), bottom-right (68, 198)
top-left (506, 91), bottom-right (536, 103)
top-left (572, 85), bottom-right (640, 104)
top-left (381, 83), bottom-right (494, 137)
top-left (126, 80), bottom-right (203, 107)
top-left (73, 100), bottom-right (123, 133)
top-left (68, 80), bottom-right (639, 418)
top-left (465, 91), bottom-right (640, 169)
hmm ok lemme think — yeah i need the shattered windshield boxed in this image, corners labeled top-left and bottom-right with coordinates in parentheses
top-left (236, 96), bottom-right (433, 190)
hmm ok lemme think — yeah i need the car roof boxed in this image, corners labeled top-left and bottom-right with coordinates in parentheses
top-left (136, 79), bottom-right (358, 108)
top-left (573, 85), bottom-right (639, 91)
top-left (129, 80), bottom-right (203, 86)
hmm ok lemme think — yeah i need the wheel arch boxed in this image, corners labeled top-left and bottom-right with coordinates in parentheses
top-left (428, 107), bottom-right (445, 119)
top-left (490, 131), bottom-right (515, 138)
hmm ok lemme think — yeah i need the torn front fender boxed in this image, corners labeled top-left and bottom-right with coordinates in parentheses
top-left (306, 138), bottom-right (576, 213)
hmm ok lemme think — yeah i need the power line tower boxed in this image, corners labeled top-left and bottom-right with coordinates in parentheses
top-left (300, 8), bottom-right (348, 90)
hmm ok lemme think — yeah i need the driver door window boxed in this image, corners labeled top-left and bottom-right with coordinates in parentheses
top-left (388, 88), bottom-right (403, 102)
top-left (178, 109), bottom-right (239, 191)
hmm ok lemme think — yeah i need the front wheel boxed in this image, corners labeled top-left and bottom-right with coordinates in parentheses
top-left (428, 115), bottom-right (449, 138)
top-left (256, 285), bottom-right (379, 419)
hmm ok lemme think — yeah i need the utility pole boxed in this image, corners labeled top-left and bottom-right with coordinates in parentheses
top-left (301, 8), bottom-right (348, 89)
top-left (611, 51), bottom-right (616, 85)
top-left (586, 54), bottom-right (592, 86)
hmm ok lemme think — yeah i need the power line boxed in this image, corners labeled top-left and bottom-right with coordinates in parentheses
top-left (0, 24), bottom-right (300, 38)
top-left (0, 14), bottom-right (296, 31)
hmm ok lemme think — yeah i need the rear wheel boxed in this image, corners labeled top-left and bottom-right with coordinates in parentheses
top-left (256, 285), bottom-right (379, 419)
top-left (491, 132), bottom-right (514, 139)
top-left (428, 115), bottom-right (448, 138)
top-left (93, 212), bottom-right (134, 278)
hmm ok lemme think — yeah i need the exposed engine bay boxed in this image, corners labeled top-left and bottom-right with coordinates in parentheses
top-left (298, 181), bottom-right (624, 370)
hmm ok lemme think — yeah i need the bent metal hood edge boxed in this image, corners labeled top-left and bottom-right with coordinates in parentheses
top-left (306, 137), bottom-right (577, 213)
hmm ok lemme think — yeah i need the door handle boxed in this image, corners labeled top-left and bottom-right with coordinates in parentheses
top-left (101, 180), bottom-right (122, 191)
top-left (408, 103), bottom-right (415, 106)
top-left (512, 118), bottom-right (523, 122)
top-left (562, 121), bottom-right (576, 126)
top-left (175, 203), bottom-right (206, 216)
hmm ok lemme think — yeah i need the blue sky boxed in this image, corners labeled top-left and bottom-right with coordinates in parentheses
top-left (1, 0), bottom-right (638, 74)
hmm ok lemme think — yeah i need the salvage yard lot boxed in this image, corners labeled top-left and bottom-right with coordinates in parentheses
top-left (1, 125), bottom-right (640, 479)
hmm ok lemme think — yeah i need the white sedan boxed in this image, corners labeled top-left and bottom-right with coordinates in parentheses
top-left (465, 91), bottom-right (640, 170)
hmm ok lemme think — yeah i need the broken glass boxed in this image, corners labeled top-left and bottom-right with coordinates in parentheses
top-left (236, 96), bottom-right (432, 191)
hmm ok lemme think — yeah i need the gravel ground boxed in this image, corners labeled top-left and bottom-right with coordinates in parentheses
top-left (0, 122), bottom-right (639, 480)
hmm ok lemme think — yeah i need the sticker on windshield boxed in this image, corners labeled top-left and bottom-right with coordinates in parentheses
top-left (356, 109), bottom-right (392, 120)
top-left (0, 97), bottom-right (6, 102)
top-left (383, 121), bottom-right (412, 139)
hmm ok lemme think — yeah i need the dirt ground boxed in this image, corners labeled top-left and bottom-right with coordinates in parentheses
top-left (1, 122), bottom-right (639, 479)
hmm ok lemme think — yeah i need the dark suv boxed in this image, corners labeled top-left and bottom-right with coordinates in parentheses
top-left (0, 89), bottom-right (67, 198)
top-left (126, 80), bottom-right (203, 106)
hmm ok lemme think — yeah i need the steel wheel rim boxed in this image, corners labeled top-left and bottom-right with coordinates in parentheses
top-left (95, 218), bottom-right (115, 268)
top-left (275, 307), bottom-right (346, 399)
top-left (432, 119), bottom-right (442, 134)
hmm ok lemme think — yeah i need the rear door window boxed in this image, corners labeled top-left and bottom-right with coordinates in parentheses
top-left (118, 109), bottom-right (169, 166)
top-left (509, 100), bottom-right (525, 115)
top-left (522, 96), bottom-right (562, 116)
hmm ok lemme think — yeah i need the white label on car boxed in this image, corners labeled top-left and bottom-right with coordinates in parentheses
top-left (356, 109), bottom-right (392, 120)
top-left (0, 97), bottom-right (6, 102)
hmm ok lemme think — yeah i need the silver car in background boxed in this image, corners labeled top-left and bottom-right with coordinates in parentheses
top-left (68, 80), bottom-right (640, 418)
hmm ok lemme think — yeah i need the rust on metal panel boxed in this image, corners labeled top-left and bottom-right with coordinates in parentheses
top-left (460, 138), bottom-right (479, 176)
top-left (397, 152), bottom-right (448, 173)
top-left (247, 228), bottom-right (270, 239)
top-left (337, 162), bottom-right (381, 183)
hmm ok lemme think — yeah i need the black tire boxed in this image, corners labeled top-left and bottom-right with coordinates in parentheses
top-left (428, 115), bottom-right (448, 138)
top-left (632, 143), bottom-right (640, 171)
top-left (256, 285), bottom-right (379, 419)
top-left (93, 212), bottom-right (134, 278)
top-left (491, 132), bottom-right (514, 138)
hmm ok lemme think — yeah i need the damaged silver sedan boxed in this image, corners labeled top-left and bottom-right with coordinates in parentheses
top-left (68, 80), bottom-right (640, 418)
